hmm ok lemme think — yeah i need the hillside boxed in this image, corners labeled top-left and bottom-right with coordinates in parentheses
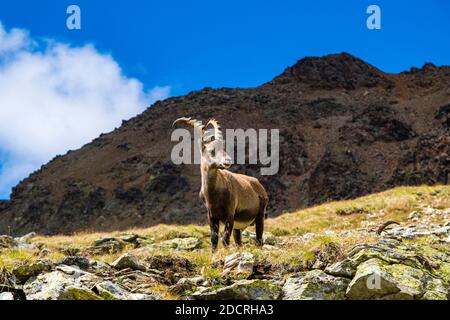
top-left (0, 53), bottom-right (449, 235)
top-left (0, 185), bottom-right (449, 300)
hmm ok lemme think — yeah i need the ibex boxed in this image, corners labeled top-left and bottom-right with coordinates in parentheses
top-left (173, 117), bottom-right (268, 252)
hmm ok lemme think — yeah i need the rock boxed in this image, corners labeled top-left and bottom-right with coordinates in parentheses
top-left (15, 232), bottom-right (37, 243)
top-left (223, 252), bottom-right (255, 275)
top-left (432, 226), bottom-right (450, 236)
top-left (191, 279), bottom-right (281, 300)
top-left (24, 269), bottom-right (101, 300)
top-left (119, 234), bottom-right (147, 245)
top-left (13, 260), bottom-right (52, 283)
top-left (111, 253), bottom-right (147, 271)
top-left (345, 257), bottom-right (448, 300)
top-left (325, 259), bottom-right (356, 278)
top-left (242, 230), bottom-right (277, 245)
top-left (169, 276), bottom-right (205, 294)
top-left (95, 281), bottom-right (131, 300)
top-left (158, 237), bottom-right (202, 250)
top-left (282, 270), bottom-right (350, 300)
top-left (57, 256), bottom-right (91, 269)
top-left (0, 292), bottom-right (14, 300)
top-left (0, 235), bottom-right (19, 249)
top-left (346, 258), bottom-right (423, 299)
top-left (87, 237), bottom-right (125, 254)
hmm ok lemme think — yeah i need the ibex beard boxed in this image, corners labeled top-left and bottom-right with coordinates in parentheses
top-left (172, 117), bottom-right (269, 252)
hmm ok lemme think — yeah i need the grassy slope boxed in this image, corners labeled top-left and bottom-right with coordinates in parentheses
top-left (1, 185), bottom-right (449, 298)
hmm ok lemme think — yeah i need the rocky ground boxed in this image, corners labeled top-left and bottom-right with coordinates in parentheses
top-left (0, 185), bottom-right (449, 300)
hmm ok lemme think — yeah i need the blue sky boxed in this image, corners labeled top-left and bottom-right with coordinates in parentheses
top-left (0, 0), bottom-right (449, 198)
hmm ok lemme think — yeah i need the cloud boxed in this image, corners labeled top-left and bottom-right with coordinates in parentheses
top-left (0, 22), bottom-right (170, 198)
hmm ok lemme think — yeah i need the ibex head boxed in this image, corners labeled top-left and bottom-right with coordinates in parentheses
top-left (173, 117), bottom-right (232, 169)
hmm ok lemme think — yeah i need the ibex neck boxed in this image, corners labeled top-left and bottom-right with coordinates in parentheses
top-left (200, 163), bottom-right (219, 196)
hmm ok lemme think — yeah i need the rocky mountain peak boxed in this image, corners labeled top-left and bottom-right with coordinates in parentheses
top-left (271, 52), bottom-right (390, 89)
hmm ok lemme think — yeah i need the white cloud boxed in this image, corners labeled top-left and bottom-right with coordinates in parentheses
top-left (0, 22), bottom-right (170, 198)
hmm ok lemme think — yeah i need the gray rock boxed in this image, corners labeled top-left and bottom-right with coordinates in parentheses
top-left (15, 232), bottom-right (37, 244)
top-left (13, 260), bottom-right (52, 283)
top-left (95, 281), bottom-right (130, 300)
top-left (223, 252), bottom-right (255, 275)
top-left (169, 276), bottom-right (205, 294)
top-left (0, 292), bottom-right (14, 300)
top-left (282, 270), bottom-right (350, 300)
top-left (242, 230), bottom-right (277, 245)
top-left (57, 256), bottom-right (92, 269)
top-left (346, 258), bottom-right (422, 300)
top-left (24, 269), bottom-right (101, 300)
top-left (111, 253), bottom-right (148, 271)
top-left (88, 237), bottom-right (125, 254)
top-left (325, 259), bottom-right (356, 278)
top-left (158, 237), bottom-right (202, 250)
top-left (191, 279), bottom-right (281, 300)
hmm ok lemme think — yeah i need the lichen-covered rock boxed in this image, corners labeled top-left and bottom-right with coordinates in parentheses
top-left (95, 281), bottom-right (131, 300)
top-left (346, 258), bottom-right (420, 299)
top-left (158, 237), bottom-right (202, 250)
top-left (23, 268), bottom-right (101, 300)
top-left (282, 270), bottom-right (350, 300)
top-left (325, 259), bottom-right (356, 278)
top-left (111, 253), bottom-right (148, 271)
top-left (13, 260), bottom-right (52, 283)
top-left (242, 230), bottom-right (277, 245)
top-left (346, 257), bottom-right (448, 300)
top-left (87, 237), bottom-right (125, 254)
top-left (191, 279), bottom-right (281, 300)
top-left (169, 276), bottom-right (205, 294)
top-left (223, 252), bottom-right (255, 275)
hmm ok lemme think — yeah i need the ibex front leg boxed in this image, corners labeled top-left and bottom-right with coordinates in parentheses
top-left (222, 216), bottom-right (234, 247)
top-left (209, 214), bottom-right (220, 252)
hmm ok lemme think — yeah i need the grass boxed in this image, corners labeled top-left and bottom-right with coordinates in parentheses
top-left (1, 184), bottom-right (449, 298)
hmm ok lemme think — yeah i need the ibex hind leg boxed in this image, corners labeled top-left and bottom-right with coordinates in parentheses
top-left (255, 197), bottom-right (268, 246)
top-left (233, 229), bottom-right (242, 246)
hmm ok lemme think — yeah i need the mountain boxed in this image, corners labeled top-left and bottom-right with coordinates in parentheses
top-left (0, 53), bottom-right (449, 235)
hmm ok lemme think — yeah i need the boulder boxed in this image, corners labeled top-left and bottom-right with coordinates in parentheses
top-left (169, 276), bottom-right (205, 294)
top-left (191, 279), bottom-right (281, 300)
top-left (94, 280), bottom-right (161, 300)
top-left (0, 292), bottom-right (14, 300)
top-left (242, 230), bottom-right (277, 245)
top-left (325, 259), bottom-right (356, 278)
top-left (346, 258), bottom-right (448, 300)
top-left (23, 268), bottom-right (101, 300)
top-left (111, 253), bottom-right (148, 271)
top-left (87, 237), bottom-right (125, 254)
top-left (282, 270), bottom-right (350, 300)
top-left (13, 260), bottom-right (52, 283)
top-left (57, 256), bottom-right (92, 270)
top-left (158, 237), bottom-right (202, 250)
top-left (223, 252), bottom-right (255, 275)
top-left (15, 232), bottom-right (37, 244)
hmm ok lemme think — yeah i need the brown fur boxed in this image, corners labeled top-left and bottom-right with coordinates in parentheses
top-left (173, 117), bottom-right (268, 251)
